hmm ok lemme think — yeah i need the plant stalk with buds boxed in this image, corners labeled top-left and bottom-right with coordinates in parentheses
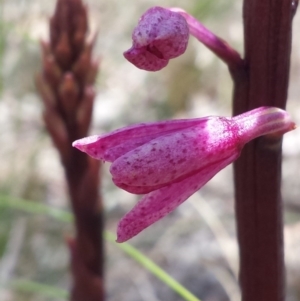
top-left (36, 0), bottom-right (104, 300)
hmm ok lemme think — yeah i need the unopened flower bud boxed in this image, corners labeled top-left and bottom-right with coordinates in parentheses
top-left (124, 6), bottom-right (189, 71)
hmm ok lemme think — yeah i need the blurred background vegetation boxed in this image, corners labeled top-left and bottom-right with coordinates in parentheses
top-left (0, 0), bottom-right (300, 300)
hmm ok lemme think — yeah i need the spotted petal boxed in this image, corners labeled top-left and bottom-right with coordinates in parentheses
top-left (111, 117), bottom-right (239, 191)
top-left (116, 153), bottom-right (238, 242)
top-left (72, 118), bottom-right (208, 162)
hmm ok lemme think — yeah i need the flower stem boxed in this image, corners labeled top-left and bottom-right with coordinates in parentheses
top-left (232, 1), bottom-right (297, 300)
top-left (170, 7), bottom-right (244, 70)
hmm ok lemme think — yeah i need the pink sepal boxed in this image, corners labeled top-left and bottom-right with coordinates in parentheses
top-left (72, 118), bottom-right (208, 162)
top-left (116, 154), bottom-right (237, 242)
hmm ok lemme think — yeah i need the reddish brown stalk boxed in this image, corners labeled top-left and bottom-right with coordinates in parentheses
top-left (36, 0), bottom-right (104, 300)
top-left (232, 1), bottom-right (298, 300)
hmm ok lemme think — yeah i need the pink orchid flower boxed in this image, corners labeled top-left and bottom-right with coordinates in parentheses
top-left (73, 107), bottom-right (295, 242)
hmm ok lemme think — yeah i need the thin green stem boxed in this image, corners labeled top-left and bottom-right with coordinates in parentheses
top-left (10, 279), bottom-right (68, 299)
top-left (0, 195), bottom-right (72, 223)
top-left (105, 231), bottom-right (201, 301)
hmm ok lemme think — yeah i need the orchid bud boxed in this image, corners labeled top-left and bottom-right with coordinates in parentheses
top-left (123, 6), bottom-right (189, 71)
top-left (124, 6), bottom-right (243, 71)
top-left (73, 107), bottom-right (295, 242)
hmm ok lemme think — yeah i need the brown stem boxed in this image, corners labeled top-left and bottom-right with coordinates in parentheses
top-left (66, 150), bottom-right (104, 301)
top-left (232, 1), bottom-right (297, 300)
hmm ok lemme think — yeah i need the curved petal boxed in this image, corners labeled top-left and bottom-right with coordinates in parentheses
top-left (112, 180), bottom-right (167, 195)
top-left (116, 153), bottom-right (238, 242)
top-left (72, 118), bottom-right (208, 162)
top-left (124, 46), bottom-right (169, 72)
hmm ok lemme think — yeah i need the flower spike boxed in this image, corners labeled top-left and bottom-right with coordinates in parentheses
top-left (73, 107), bottom-right (295, 242)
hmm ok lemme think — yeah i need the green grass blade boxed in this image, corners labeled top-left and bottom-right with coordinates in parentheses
top-left (0, 194), bottom-right (201, 301)
top-left (0, 194), bottom-right (72, 222)
top-left (105, 231), bottom-right (201, 301)
top-left (10, 279), bottom-right (68, 299)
